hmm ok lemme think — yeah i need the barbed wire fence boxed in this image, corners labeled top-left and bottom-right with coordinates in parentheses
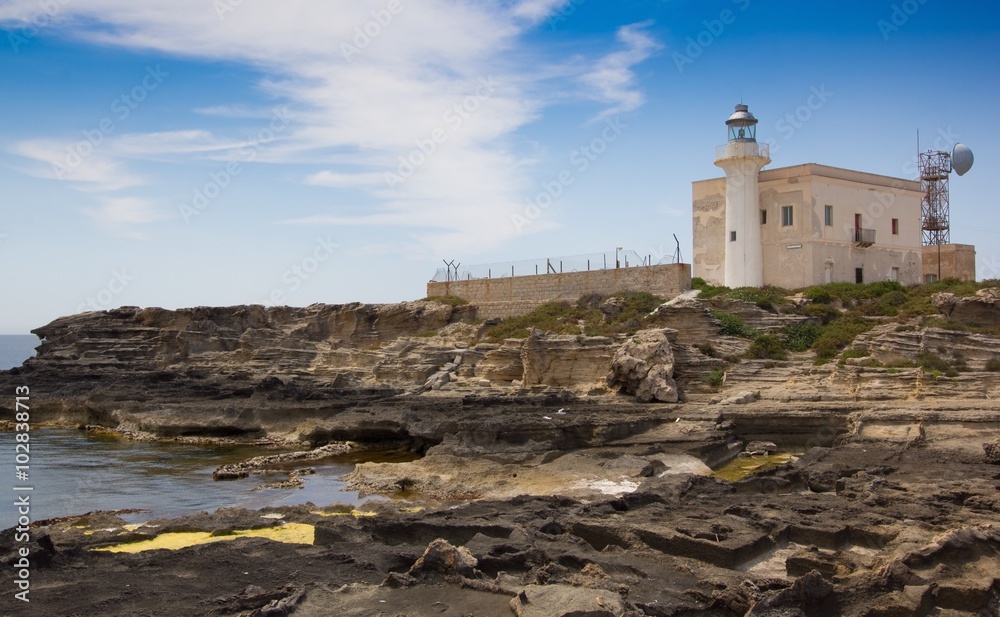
top-left (430, 248), bottom-right (681, 283)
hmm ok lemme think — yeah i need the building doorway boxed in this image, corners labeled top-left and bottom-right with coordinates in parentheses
top-left (855, 267), bottom-right (864, 284)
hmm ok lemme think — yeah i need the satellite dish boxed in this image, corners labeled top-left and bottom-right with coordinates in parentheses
top-left (952, 143), bottom-right (974, 176)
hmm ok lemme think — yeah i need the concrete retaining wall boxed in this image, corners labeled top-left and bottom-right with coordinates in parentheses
top-left (426, 263), bottom-right (692, 319)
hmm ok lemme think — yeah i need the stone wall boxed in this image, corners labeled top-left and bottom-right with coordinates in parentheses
top-left (923, 243), bottom-right (976, 282)
top-left (426, 263), bottom-right (692, 319)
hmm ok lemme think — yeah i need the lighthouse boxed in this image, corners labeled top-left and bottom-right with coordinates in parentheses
top-left (715, 104), bottom-right (770, 288)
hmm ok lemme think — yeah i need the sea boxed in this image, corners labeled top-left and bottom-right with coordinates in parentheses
top-left (0, 334), bottom-right (39, 371)
top-left (0, 335), bottom-right (382, 528)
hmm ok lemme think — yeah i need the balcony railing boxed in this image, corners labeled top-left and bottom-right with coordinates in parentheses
top-left (715, 140), bottom-right (770, 162)
top-left (854, 228), bottom-right (876, 247)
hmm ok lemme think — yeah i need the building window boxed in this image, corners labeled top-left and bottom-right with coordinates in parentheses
top-left (760, 209), bottom-right (767, 225)
top-left (730, 231), bottom-right (737, 242)
top-left (891, 218), bottom-right (899, 235)
top-left (781, 205), bottom-right (793, 227)
top-left (824, 205), bottom-right (833, 227)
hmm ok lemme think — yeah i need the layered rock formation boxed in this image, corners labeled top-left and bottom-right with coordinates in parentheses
top-left (3, 291), bottom-right (1000, 615)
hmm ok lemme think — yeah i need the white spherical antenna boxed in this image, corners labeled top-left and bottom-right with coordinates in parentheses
top-left (952, 143), bottom-right (974, 176)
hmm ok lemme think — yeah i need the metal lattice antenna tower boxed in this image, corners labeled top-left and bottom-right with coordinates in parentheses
top-left (919, 150), bottom-right (951, 246)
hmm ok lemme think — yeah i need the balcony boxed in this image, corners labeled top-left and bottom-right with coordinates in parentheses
top-left (854, 228), bottom-right (876, 247)
top-left (715, 141), bottom-right (770, 163)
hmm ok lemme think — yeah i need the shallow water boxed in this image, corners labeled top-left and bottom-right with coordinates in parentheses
top-left (712, 452), bottom-right (800, 482)
top-left (0, 429), bottom-right (398, 527)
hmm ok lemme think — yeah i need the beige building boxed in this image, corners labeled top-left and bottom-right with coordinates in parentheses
top-left (694, 105), bottom-right (975, 289)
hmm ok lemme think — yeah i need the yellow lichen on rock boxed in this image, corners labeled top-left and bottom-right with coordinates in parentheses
top-left (93, 523), bottom-right (315, 553)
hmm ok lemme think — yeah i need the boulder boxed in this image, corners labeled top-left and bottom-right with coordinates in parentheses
top-left (606, 329), bottom-right (679, 403)
top-left (406, 538), bottom-right (479, 580)
top-left (932, 289), bottom-right (1000, 325)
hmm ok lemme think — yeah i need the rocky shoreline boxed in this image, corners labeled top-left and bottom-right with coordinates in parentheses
top-left (2, 292), bottom-right (1000, 615)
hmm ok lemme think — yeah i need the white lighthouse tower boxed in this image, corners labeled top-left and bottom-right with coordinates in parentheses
top-left (715, 104), bottom-right (770, 288)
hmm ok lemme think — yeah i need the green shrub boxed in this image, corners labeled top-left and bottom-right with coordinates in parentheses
top-left (691, 277), bottom-right (730, 299)
top-left (712, 312), bottom-right (758, 339)
top-left (803, 286), bottom-right (833, 304)
top-left (782, 322), bottom-right (824, 352)
top-left (725, 285), bottom-right (790, 306)
top-left (576, 293), bottom-right (604, 309)
top-left (986, 358), bottom-right (1000, 372)
top-left (746, 334), bottom-right (787, 360)
top-left (485, 301), bottom-right (577, 341)
top-left (702, 368), bottom-right (726, 388)
top-left (917, 352), bottom-right (952, 373)
top-left (840, 348), bottom-right (871, 361)
top-left (423, 295), bottom-right (469, 306)
top-left (801, 303), bottom-right (840, 324)
top-left (696, 342), bottom-right (717, 357)
top-left (812, 315), bottom-right (874, 361)
top-left (863, 290), bottom-right (908, 317)
top-left (885, 359), bottom-right (917, 368)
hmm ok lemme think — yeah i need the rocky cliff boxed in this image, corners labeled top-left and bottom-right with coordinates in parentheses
top-left (6, 291), bottom-right (1000, 442)
top-left (5, 292), bottom-right (1000, 616)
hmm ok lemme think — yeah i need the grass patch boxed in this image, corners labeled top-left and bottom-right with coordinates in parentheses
top-left (840, 347), bottom-right (871, 362)
top-left (483, 292), bottom-right (665, 342)
top-left (484, 301), bottom-right (581, 341)
top-left (724, 285), bottom-right (791, 307)
top-left (812, 315), bottom-right (875, 363)
top-left (986, 358), bottom-right (1000, 372)
top-left (782, 322), bottom-right (824, 352)
top-left (691, 277), bottom-right (730, 299)
top-left (423, 295), bottom-right (470, 307)
top-left (702, 368), bottom-right (726, 388)
top-left (918, 352), bottom-right (957, 377)
top-left (746, 334), bottom-right (788, 361)
top-left (696, 342), bottom-right (717, 357)
top-left (712, 312), bottom-right (758, 339)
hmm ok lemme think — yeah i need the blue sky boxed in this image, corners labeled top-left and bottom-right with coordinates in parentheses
top-left (1, 0), bottom-right (998, 334)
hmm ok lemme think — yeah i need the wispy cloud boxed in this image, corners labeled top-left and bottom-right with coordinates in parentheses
top-left (4, 1), bottom-right (659, 253)
top-left (511, 0), bottom-right (570, 23)
top-left (581, 21), bottom-right (662, 120)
